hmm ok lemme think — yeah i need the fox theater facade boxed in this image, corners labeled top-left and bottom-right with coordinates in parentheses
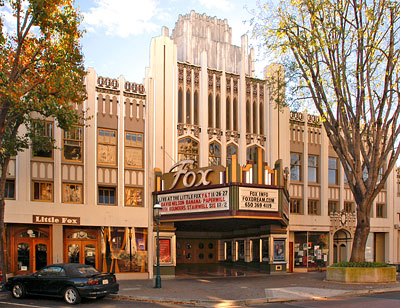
top-left (153, 159), bottom-right (289, 275)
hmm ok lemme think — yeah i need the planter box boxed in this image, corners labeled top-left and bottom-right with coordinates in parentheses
top-left (326, 266), bottom-right (397, 283)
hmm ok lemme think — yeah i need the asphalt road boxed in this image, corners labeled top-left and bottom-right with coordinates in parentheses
top-left (0, 292), bottom-right (399, 307)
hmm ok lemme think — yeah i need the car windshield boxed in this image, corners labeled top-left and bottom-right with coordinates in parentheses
top-left (77, 266), bottom-right (100, 276)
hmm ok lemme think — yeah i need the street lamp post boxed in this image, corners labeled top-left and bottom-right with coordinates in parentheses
top-left (153, 203), bottom-right (162, 288)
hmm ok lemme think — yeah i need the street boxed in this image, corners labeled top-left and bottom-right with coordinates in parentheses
top-left (0, 292), bottom-right (399, 307)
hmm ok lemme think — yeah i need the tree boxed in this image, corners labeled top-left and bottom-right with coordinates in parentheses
top-left (254, 0), bottom-right (400, 262)
top-left (0, 0), bottom-right (86, 282)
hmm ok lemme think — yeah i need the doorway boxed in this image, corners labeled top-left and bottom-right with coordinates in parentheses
top-left (176, 239), bottom-right (217, 264)
top-left (64, 229), bottom-right (99, 269)
top-left (333, 229), bottom-right (352, 263)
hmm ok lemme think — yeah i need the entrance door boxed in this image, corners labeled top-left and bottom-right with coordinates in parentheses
top-left (64, 230), bottom-right (99, 269)
top-left (176, 239), bottom-right (217, 264)
top-left (14, 229), bottom-right (50, 275)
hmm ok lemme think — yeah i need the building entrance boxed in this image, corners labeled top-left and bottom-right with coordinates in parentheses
top-left (176, 239), bottom-right (217, 264)
top-left (64, 229), bottom-right (99, 269)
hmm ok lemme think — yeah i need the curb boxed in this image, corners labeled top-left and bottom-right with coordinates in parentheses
top-left (110, 287), bottom-right (400, 306)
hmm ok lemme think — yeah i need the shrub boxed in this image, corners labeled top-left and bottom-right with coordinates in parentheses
top-left (330, 261), bottom-right (391, 268)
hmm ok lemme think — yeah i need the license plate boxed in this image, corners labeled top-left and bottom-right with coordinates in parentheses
top-left (102, 279), bottom-right (109, 285)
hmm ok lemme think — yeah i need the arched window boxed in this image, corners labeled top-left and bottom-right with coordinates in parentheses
top-left (178, 89), bottom-right (183, 123)
top-left (233, 98), bottom-right (238, 131)
top-left (259, 102), bottom-right (264, 134)
top-left (208, 94), bottom-right (213, 128)
top-left (247, 146), bottom-right (263, 164)
top-left (252, 101), bottom-right (258, 134)
top-left (209, 142), bottom-right (221, 166)
top-left (226, 97), bottom-right (231, 130)
top-left (186, 90), bottom-right (191, 124)
top-left (178, 137), bottom-right (199, 168)
top-left (246, 100), bottom-right (251, 133)
top-left (215, 95), bottom-right (220, 129)
top-left (226, 144), bottom-right (238, 166)
top-left (194, 91), bottom-right (199, 125)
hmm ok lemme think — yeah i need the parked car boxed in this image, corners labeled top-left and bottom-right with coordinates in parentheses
top-left (5, 263), bottom-right (119, 305)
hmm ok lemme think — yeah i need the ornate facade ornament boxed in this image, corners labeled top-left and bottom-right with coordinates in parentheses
top-left (177, 123), bottom-right (201, 138)
top-left (226, 130), bottom-right (240, 143)
top-left (207, 128), bottom-right (223, 141)
top-left (329, 209), bottom-right (357, 235)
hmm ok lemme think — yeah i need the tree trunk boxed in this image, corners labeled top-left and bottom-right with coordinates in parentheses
top-left (0, 157), bottom-right (10, 284)
top-left (350, 200), bottom-right (371, 262)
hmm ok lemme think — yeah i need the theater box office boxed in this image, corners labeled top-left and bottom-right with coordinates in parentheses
top-left (152, 160), bottom-right (289, 275)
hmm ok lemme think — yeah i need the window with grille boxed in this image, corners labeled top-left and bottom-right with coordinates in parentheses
top-left (178, 137), bottom-right (199, 168)
top-left (98, 186), bottom-right (116, 205)
top-left (290, 199), bottom-right (302, 214)
top-left (344, 202), bottom-right (354, 213)
top-left (209, 142), bottom-right (221, 166)
top-left (328, 201), bottom-right (339, 214)
top-left (376, 203), bottom-right (386, 218)
top-left (308, 200), bottom-right (319, 215)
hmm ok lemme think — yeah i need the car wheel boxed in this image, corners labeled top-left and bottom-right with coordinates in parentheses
top-left (11, 282), bottom-right (26, 299)
top-left (63, 286), bottom-right (81, 305)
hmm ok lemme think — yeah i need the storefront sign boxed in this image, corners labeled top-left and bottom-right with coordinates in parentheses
top-left (162, 160), bottom-right (225, 190)
top-left (157, 187), bottom-right (229, 214)
top-left (239, 187), bottom-right (278, 211)
top-left (33, 215), bottom-right (80, 225)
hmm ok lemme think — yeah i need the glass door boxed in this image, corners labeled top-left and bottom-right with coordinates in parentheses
top-left (15, 239), bottom-right (48, 274)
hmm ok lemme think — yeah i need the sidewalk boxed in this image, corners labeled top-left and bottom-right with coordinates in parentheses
top-left (113, 272), bottom-right (400, 306)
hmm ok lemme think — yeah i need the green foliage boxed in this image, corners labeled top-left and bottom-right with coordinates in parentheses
top-left (331, 261), bottom-right (391, 268)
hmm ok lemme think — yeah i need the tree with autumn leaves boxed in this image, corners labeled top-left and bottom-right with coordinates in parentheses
top-left (0, 0), bottom-right (85, 282)
top-left (254, 0), bottom-right (400, 262)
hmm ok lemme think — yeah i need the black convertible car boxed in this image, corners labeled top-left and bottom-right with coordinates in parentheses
top-left (5, 263), bottom-right (119, 304)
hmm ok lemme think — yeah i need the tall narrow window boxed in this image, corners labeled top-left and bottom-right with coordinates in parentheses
top-left (344, 202), bottom-right (354, 213)
top-left (252, 101), bottom-right (258, 134)
top-left (376, 203), bottom-right (386, 218)
top-left (246, 100), bottom-right (251, 133)
top-left (233, 98), bottom-right (238, 131)
top-left (194, 91), bottom-right (199, 125)
top-left (63, 126), bottom-right (83, 161)
top-left (209, 142), bottom-right (221, 166)
top-left (125, 132), bottom-right (143, 168)
top-left (247, 146), bottom-right (263, 164)
top-left (328, 201), bottom-right (339, 214)
top-left (290, 199), bottom-right (302, 214)
top-left (5, 180), bottom-right (15, 199)
top-left (308, 155), bottom-right (319, 183)
top-left (178, 89), bottom-right (183, 123)
top-left (226, 144), bottom-right (238, 166)
top-left (208, 94), bottom-right (213, 128)
top-left (215, 95), bottom-right (220, 129)
top-left (178, 137), bottom-right (199, 168)
top-left (259, 103), bottom-right (264, 134)
top-left (98, 129), bottom-right (117, 165)
top-left (290, 153), bottom-right (302, 181)
top-left (328, 157), bottom-right (338, 185)
top-left (226, 97), bottom-right (231, 130)
top-left (186, 90), bottom-right (191, 124)
top-left (32, 121), bottom-right (53, 158)
top-left (308, 200), bottom-right (319, 215)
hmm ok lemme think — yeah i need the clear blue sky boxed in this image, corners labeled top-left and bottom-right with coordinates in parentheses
top-left (75, 0), bottom-right (268, 83)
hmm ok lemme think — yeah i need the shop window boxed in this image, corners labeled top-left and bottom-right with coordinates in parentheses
top-left (308, 155), bottom-right (319, 182)
top-left (98, 129), bottom-right (117, 165)
top-left (226, 144), bottom-right (238, 166)
top-left (5, 179), bottom-right (15, 199)
top-left (290, 153), bottom-right (302, 181)
top-left (215, 95), bottom-right (220, 129)
top-left (33, 181), bottom-right (53, 202)
top-left (224, 241), bottom-right (233, 261)
top-left (290, 199), bottom-right (302, 214)
top-left (194, 91), bottom-right (199, 125)
top-left (233, 98), bottom-right (238, 131)
top-left (178, 137), bottom-right (199, 168)
top-left (328, 157), bottom-right (338, 185)
top-left (246, 100), bottom-right (251, 133)
top-left (125, 187), bottom-right (143, 207)
top-left (178, 89), bottom-right (183, 123)
top-left (209, 142), bottom-right (221, 166)
top-left (125, 132), bottom-right (143, 168)
top-left (102, 227), bottom-right (148, 273)
top-left (308, 200), bottom-right (319, 215)
top-left (208, 94), bottom-right (213, 127)
top-left (186, 89), bottom-right (191, 124)
top-left (226, 97), bottom-right (231, 130)
top-left (294, 231), bottom-right (328, 268)
top-left (98, 186), bottom-right (116, 205)
top-left (376, 203), bottom-right (386, 218)
top-left (328, 201), bottom-right (339, 214)
top-left (344, 202), bottom-right (355, 213)
top-left (63, 126), bottom-right (83, 161)
top-left (62, 183), bottom-right (83, 203)
top-left (252, 100), bottom-right (258, 134)
top-left (32, 121), bottom-right (53, 158)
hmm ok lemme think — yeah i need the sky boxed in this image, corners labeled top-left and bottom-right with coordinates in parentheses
top-left (74, 0), bottom-right (269, 83)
